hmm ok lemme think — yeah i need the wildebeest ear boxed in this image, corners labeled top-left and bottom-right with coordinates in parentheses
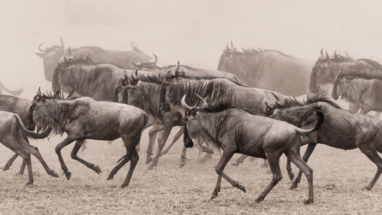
top-left (35, 53), bottom-right (45, 58)
top-left (37, 87), bottom-right (43, 97)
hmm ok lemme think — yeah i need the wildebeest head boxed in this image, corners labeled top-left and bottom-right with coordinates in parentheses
top-left (181, 94), bottom-right (209, 148)
top-left (309, 49), bottom-right (346, 94)
top-left (217, 42), bottom-right (260, 75)
top-left (331, 71), bottom-right (356, 100)
top-left (35, 38), bottom-right (65, 81)
top-left (112, 69), bottom-right (129, 103)
top-left (132, 54), bottom-right (160, 70)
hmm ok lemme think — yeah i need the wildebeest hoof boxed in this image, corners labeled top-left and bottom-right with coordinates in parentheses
top-left (146, 156), bottom-right (153, 164)
top-left (304, 199), bottom-right (313, 204)
top-left (147, 165), bottom-right (154, 171)
top-left (121, 183), bottom-right (128, 188)
top-left (25, 180), bottom-right (34, 186)
top-left (290, 182), bottom-right (298, 190)
top-left (179, 163), bottom-right (187, 168)
top-left (260, 163), bottom-right (269, 168)
top-left (3, 165), bottom-right (10, 171)
top-left (231, 161), bottom-right (240, 166)
top-left (107, 174), bottom-right (114, 180)
top-left (49, 170), bottom-right (59, 177)
top-left (255, 196), bottom-right (264, 203)
top-left (93, 166), bottom-right (102, 174)
top-left (288, 172), bottom-right (295, 181)
top-left (211, 193), bottom-right (218, 200)
top-left (16, 172), bottom-right (24, 176)
top-left (362, 186), bottom-right (372, 191)
top-left (64, 171), bottom-right (71, 180)
top-left (236, 184), bottom-right (246, 193)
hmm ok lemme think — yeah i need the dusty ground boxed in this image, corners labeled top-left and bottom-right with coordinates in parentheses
top-left (0, 125), bottom-right (381, 215)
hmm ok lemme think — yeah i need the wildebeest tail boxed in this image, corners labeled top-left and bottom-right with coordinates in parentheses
top-left (117, 114), bottom-right (147, 164)
top-left (0, 81), bottom-right (23, 96)
top-left (296, 106), bottom-right (324, 136)
top-left (14, 115), bottom-right (51, 139)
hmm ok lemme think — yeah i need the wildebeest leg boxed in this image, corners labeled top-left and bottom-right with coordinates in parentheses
top-left (179, 146), bottom-right (188, 168)
top-left (284, 148), bottom-right (314, 204)
top-left (121, 149), bottom-right (139, 188)
top-left (81, 140), bottom-right (88, 152)
top-left (55, 137), bottom-right (76, 180)
top-left (147, 112), bottom-right (178, 170)
top-left (261, 159), bottom-right (269, 168)
top-left (255, 152), bottom-right (283, 203)
top-left (3, 154), bottom-right (19, 171)
top-left (146, 124), bottom-right (164, 164)
top-left (290, 143), bottom-right (317, 189)
top-left (359, 146), bottom-right (382, 190)
top-left (211, 150), bottom-right (245, 200)
top-left (16, 160), bottom-right (26, 176)
top-left (70, 139), bottom-right (102, 174)
top-left (375, 112), bottom-right (381, 120)
top-left (161, 127), bottom-right (184, 156)
top-left (18, 137), bottom-right (59, 178)
top-left (11, 147), bottom-right (33, 186)
top-left (231, 155), bottom-right (248, 166)
top-left (107, 153), bottom-right (132, 180)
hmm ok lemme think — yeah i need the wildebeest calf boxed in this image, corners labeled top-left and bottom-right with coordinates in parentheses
top-left (181, 95), bottom-right (323, 204)
top-left (0, 111), bottom-right (59, 185)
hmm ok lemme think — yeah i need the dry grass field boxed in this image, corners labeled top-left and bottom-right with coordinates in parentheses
top-left (0, 125), bottom-right (381, 215)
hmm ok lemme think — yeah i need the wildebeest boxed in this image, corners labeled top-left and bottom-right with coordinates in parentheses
top-left (265, 94), bottom-right (382, 191)
top-left (28, 89), bottom-right (147, 188)
top-left (0, 81), bottom-right (23, 96)
top-left (0, 95), bottom-right (35, 173)
top-left (0, 111), bottom-right (59, 185)
top-left (113, 69), bottom-right (218, 168)
top-left (137, 70), bottom-right (287, 170)
top-left (35, 37), bottom-right (152, 81)
top-left (217, 42), bottom-right (313, 96)
top-left (332, 75), bottom-right (382, 118)
top-left (181, 95), bottom-right (323, 204)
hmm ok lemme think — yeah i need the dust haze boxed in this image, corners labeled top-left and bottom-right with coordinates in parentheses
top-left (1, 1), bottom-right (382, 214)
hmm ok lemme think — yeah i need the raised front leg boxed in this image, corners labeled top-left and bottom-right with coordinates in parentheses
top-left (70, 139), bottom-right (102, 174)
top-left (290, 143), bottom-right (317, 189)
top-left (231, 154), bottom-right (248, 166)
top-left (3, 154), bottom-right (19, 171)
top-left (55, 137), bottom-right (75, 180)
top-left (211, 150), bottom-right (245, 200)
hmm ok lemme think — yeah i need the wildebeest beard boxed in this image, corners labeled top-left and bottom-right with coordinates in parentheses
top-left (159, 84), bottom-right (171, 112)
top-left (183, 125), bottom-right (193, 148)
top-left (112, 87), bottom-right (128, 103)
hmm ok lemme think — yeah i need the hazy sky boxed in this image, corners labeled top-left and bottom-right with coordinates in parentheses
top-left (1, 0), bottom-right (382, 96)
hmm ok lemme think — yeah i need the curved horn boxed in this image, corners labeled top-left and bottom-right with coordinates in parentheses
top-left (37, 87), bottom-right (43, 96)
top-left (59, 37), bottom-right (64, 49)
top-left (151, 53), bottom-right (158, 64)
top-left (38, 42), bottom-right (46, 52)
top-left (195, 94), bottom-right (208, 109)
top-left (226, 42), bottom-right (229, 51)
top-left (175, 61), bottom-right (180, 72)
top-left (320, 48), bottom-right (323, 56)
top-left (123, 68), bottom-right (128, 80)
top-left (271, 92), bottom-right (281, 102)
top-left (132, 55), bottom-right (141, 68)
top-left (131, 69), bottom-right (138, 81)
top-left (181, 95), bottom-right (192, 111)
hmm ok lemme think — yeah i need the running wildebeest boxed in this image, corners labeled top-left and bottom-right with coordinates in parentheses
top-left (309, 50), bottom-right (381, 117)
top-left (0, 81), bottom-right (23, 96)
top-left (27, 89), bottom-right (147, 188)
top-left (332, 74), bottom-right (382, 118)
top-left (0, 111), bottom-right (59, 185)
top-left (217, 42), bottom-right (313, 96)
top-left (0, 95), bottom-right (35, 173)
top-left (181, 95), bottom-right (323, 204)
top-left (137, 70), bottom-right (287, 170)
top-left (265, 93), bottom-right (382, 190)
top-left (113, 70), bottom-right (214, 167)
top-left (35, 37), bottom-right (152, 81)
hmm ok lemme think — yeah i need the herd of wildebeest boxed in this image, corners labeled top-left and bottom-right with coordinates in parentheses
top-left (1, 38), bottom-right (382, 205)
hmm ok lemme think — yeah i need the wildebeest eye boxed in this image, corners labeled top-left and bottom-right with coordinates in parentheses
top-left (191, 110), bottom-right (197, 117)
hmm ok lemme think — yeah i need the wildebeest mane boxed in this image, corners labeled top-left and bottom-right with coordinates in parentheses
top-left (358, 58), bottom-right (382, 71)
top-left (199, 102), bottom-right (257, 115)
top-left (267, 94), bottom-right (341, 113)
